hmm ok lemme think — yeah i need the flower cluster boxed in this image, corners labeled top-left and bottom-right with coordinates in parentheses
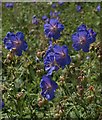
top-left (40, 11), bottom-right (71, 101)
top-left (44, 43), bottom-right (71, 75)
top-left (40, 9), bottom-right (97, 100)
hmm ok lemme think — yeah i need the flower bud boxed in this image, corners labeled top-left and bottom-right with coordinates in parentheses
top-left (43, 99), bottom-right (48, 104)
top-left (36, 69), bottom-right (44, 75)
top-left (54, 113), bottom-right (60, 119)
top-left (59, 109), bottom-right (63, 116)
top-left (38, 98), bottom-right (48, 107)
top-left (88, 86), bottom-right (95, 92)
top-left (63, 96), bottom-right (68, 100)
top-left (98, 55), bottom-right (102, 61)
top-left (90, 45), bottom-right (94, 51)
top-left (38, 97), bottom-right (42, 102)
top-left (77, 85), bottom-right (84, 96)
top-left (59, 76), bottom-right (65, 83)
top-left (87, 95), bottom-right (94, 103)
top-left (37, 51), bottom-right (45, 58)
top-left (7, 52), bottom-right (13, 60)
top-left (36, 51), bottom-right (42, 58)
top-left (38, 100), bottom-right (43, 107)
top-left (16, 92), bottom-right (24, 100)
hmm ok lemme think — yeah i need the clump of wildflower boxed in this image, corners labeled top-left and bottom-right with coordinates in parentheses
top-left (44, 44), bottom-right (71, 75)
top-left (71, 24), bottom-right (97, 52)
top-left (40, 75), bottom-right (58, 100)
top-left (3, 32), bottom-right (28, 56)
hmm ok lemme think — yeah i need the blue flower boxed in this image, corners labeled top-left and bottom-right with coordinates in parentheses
top-left (0, 99), bottom-right (4, 109)
top-left (52, 3), bottom-right (56, 8)
top-left (88, 28), bottom-right (97, 43)
top-left (58, 2), bottom-right (64, 6)
top-left (44, 44), bottom-right (71, 75)
top-left (96, 5), bottom-right (101, 12)
top-left (44, 18), bottom-right (64, 40)
top-left (71, 24), bottom-right (97, 52)
top-left (86, 56), bottom-right (90, 60)
top-left (32, 15), bottom-right (39, 25)
top-left (5, 3), bottom-right (14, 8)
top-left (53, 45), bottom-right (71, 69)
top-left (76, 5), bottom-right (82, 12)
top-left (3, 32), bottom-right (28, 56)
top-left (40, 75), bottom-right (58, 100)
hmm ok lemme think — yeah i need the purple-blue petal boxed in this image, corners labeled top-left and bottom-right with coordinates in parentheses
top-left (15, 48), bottom-right (22, 56)
top-left (72, 43), bottom-right (81, 51)
top-left (77, 24), bottom-right (87, 32)
top-left (82, 43), bottom-right (90, 52)
top-left (16, 32), bottom-right (24, 41)
top-left (71, 32), bottom-right (79, 43)
top-left (53, 32), bottom-right (61, 40)
top-left (58, 23), bottom-right (64, 31)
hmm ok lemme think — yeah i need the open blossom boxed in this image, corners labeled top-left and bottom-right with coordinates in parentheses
top-left (44, 18), bottom-right (64, 40)
top-left (76, 5), bottom-right (82, 12)
top-left (71, 24), bottom-right (97, 52)
top-left (3, 32), bottom-right (28, 56)
top-left (96, 5), bottom-right (101, 12)
top-left (40, 75), bottom-right (58, 100)
top-left (51, 3), bottom-right (56, 8)
top-left (32, 15), bottom-right (39, 25)
top-left (44, 44), bottom-right (71, 75)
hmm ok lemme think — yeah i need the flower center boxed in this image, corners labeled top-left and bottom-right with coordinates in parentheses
top-left (89, 32), bottom-right (93, 36)
top-left (79, 36), bottom-right (86, 45)
top-left (50, 25), bottom-right (57, 32)
top-left (60, 51), bottom-right (66, 58)
top-left (13, 39), bottom-right (22, 47)
top-left (45, 82), bottom-right (52, 90)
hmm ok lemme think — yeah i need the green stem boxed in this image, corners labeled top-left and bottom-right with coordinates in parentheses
top-left (63, 82), bottom-right (80, 119)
